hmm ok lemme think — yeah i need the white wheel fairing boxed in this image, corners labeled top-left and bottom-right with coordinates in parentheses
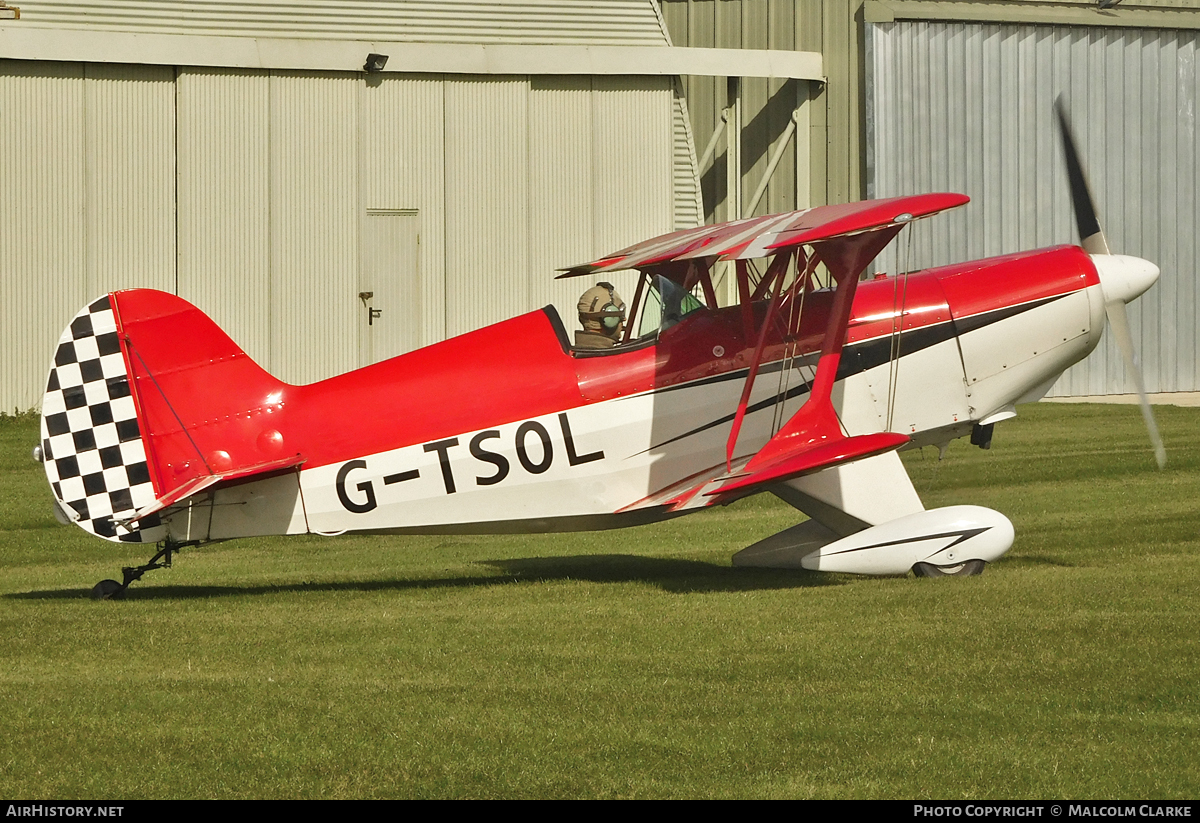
top-left (799, 505), bottom-right (1014, 576)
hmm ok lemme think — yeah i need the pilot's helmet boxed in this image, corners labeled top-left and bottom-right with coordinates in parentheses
top-left (578, 282), bottom-right (626, 335)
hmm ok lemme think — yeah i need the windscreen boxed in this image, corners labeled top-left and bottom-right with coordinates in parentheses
top-left (635, 275), bottom-right (706, 340)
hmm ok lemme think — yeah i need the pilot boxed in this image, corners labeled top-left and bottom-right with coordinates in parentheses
top-left (575, 282), bottom-right (626, 349)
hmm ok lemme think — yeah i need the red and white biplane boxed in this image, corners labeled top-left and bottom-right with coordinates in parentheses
top-left (37, 106), bottom-right (1163, 598)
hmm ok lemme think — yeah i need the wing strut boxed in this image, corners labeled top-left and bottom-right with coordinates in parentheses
top-left (715, 226), bottom-right (911, 494)
top-left (725, 249), bottom-right (795, 470)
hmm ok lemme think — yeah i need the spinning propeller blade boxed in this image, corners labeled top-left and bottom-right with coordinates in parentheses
top-left (1056, 97), bottom-right (1166, 469)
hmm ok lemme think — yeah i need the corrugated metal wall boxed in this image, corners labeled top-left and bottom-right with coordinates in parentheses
top-left (268, 73), bottom-right (362, 384)
top-left (1, 61), bottom-right (683, 405)
top-left (868, 20), bottom-right (1200, 396)
top-left (0, 61), bottom-right (174, 413)
top-left (180, 69), bottom-right (365, 385)
top-left (672, 88), bottom-right (704, 230)
top-left (590, 76), bottom-right (675, 307)
top-left (177, 70), bottom-right (675, 382)
top-left (84, 64), bottom-right (176, 294)
top-left (176, 68), bottom-right (272, 368)
top-left (444, 76), bottom-right (531, 338)
top-left (1, 61), bottom-right (83, 415)
top-left (0, 1), bottom-right (687, 407)
top-left (11, 0), bottom-right (672, 46)
top-left (659, 0), bottom-right (822, 221)
top-left (530, 77), bottom-right (600, 319)
top-left (593, 77), bottom-right (676, 250)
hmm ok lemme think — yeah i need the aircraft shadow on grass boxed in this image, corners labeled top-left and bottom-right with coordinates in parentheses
top-left (7, 553), bottom-right (840, 601)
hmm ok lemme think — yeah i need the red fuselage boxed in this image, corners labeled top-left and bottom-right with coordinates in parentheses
top-left (114, 245), bottom-right (1100, 495)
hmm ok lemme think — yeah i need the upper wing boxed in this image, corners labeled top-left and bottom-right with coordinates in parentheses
top-left (557, 193), bottom-right (968, 277)
top-left (587, 194), bottom-right (969, 512)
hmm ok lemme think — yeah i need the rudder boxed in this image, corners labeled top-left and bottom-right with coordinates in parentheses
top-left (40, 290), bottom-right (297, 543)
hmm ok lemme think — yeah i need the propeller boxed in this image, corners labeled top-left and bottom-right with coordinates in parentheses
top-left (1055, 97), bottom-right (1166, 469)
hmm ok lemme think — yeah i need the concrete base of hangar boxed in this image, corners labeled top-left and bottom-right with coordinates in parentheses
top-left (1042, 393), bottom-right (1200, 408)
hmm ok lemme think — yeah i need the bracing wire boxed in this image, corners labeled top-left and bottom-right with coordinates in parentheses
top-left (770, 262), bottom-right (792, 434)
top-left (771, 251), bottom-right (806, 435)
top-left (773, 251), bottom-right (820, 434)
top-left (885, 226), bottom-right (915, 431)
top-left (746, 258), bottom-right (763, 294)
top-left (127, 340), bottom-right (213, 474)
top-left (797, 255), bottom-right (821, 389)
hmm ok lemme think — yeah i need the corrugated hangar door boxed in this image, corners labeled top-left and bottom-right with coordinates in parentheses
top-left (1, 60), bottom-right (175, 413)
top-left (867, 21), bottom-right (1200, 397)
top-left (2, 64), bottom-right (685, 409)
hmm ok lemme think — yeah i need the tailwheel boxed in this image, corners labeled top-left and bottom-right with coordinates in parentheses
top-left (90, 538), bottom-right (200, 600)
top-left (912, 559), bottom-right (986, 578)
top-left (90, 579), bottom-right (125, 600)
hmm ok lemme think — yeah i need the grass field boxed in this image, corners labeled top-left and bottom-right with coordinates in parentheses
top-left (1, 404), bottom-right (1197, 799)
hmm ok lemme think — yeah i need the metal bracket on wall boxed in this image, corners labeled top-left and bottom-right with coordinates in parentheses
top-left (744, 108), bottom-right (801, 219)
top-left (358, 291), bottom-right (382, 325)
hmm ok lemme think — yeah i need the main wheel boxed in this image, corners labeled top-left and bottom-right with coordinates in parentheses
top-left (90, 579), bottom-right (125, 600)
top-left (912, 559), bottom-right (986, 578)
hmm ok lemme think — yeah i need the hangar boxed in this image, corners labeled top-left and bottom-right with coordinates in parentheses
top-left (661, 0), bottom-right (1200, 400)
top-left (2, 0), bottom-right (1198, 411)
top-left (0, 0), bottom-right (821, 409)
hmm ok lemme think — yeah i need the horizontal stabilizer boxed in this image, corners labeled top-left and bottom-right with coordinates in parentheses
top-left (123, 453), bottom-right (306, 526)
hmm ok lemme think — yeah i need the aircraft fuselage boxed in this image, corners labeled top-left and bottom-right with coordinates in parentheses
top-left (153, 244), bottom-right (1102, 544)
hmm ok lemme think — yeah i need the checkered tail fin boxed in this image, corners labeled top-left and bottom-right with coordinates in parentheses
top-left (40, 291), bottom-right (297, 544)
top-left (40, 295), bottom-right (163, 543)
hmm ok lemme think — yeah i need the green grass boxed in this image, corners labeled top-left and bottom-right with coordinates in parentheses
top-left (0, 404), bottom-right (1197, 798)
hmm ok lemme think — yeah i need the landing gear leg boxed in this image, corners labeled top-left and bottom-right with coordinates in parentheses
top-left (90, 538), bottom-right (199, 600)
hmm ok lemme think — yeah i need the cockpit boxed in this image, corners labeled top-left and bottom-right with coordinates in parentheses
top-left (631, 275), bottom-right (707, 340)
top-left (568, 273), bottom-right (710, 356)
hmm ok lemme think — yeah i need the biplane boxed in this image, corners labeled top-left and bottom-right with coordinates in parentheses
top-left (37, 105), bottom-right (1163, 598)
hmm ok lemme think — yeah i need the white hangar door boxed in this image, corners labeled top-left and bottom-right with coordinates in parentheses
top-left (358, 210), bottom-right (420, 367)
top-left (358, 77), bottom-right (444, 366)
top-left (0, 60), bottom-right (175, 413)
top-left (178, 70), bottom-right (442, 383)
top-left (867, 21), bottom-right (1200, 396)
